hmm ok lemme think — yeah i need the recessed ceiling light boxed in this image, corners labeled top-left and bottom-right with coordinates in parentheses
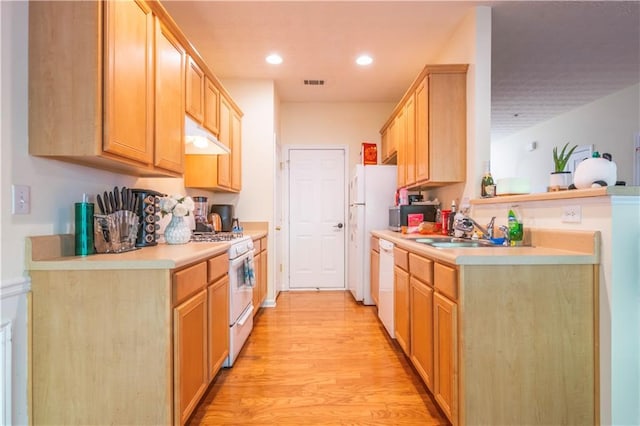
top-left (265, 53), bottom-right (283, 65)
top-left (356, 54), bottom-right (373, 66)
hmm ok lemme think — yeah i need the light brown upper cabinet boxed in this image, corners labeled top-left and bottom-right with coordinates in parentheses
top-left (154, 18), bottom-right (186, 174)
top-left (186, 57), bottom-right (205, 123)
top-left (203, 77), bottom-right (221, 136)
top-left (28, 0), bottom-right (240, 179)
top-left (380, 64), bottom-right (467, 188)
top-left (29, 1), bottom-right (170, 176)
top-left (184, 93), bottom-right (243, 193)
top-left (103, 0), bottom-right (154, 166)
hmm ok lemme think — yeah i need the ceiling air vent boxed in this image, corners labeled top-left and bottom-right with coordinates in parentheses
top-left (304, 79), bottom-right (325, 86)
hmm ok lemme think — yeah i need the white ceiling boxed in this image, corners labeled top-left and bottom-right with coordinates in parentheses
top-left (163, 1), bottom-right (640, 141)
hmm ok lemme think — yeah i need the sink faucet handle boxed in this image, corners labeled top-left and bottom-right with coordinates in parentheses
top-left (498, 225), bottom-right (510, 246)
top-left (486, 216), bottom-right (496, 239)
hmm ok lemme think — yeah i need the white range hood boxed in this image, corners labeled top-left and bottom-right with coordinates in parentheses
top-left (184, 115), bottom-right (230, 155)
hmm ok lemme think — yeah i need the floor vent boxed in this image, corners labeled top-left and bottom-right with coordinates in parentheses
top-left (303, 79), bottom-right (325, 86)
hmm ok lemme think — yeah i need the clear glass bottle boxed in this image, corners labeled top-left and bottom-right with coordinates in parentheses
top-left (481, 161), bottom-right (495, 197)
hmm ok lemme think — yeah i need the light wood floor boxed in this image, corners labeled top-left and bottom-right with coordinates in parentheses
top-left (188, 291), bottom-right (448, 425)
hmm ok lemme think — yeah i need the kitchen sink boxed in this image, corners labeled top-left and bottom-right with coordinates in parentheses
top-left (414, 237), bottom-right (507, 248)
top-left (414, 237), bottom-right (458, 244)
top-left (428, 241), bottom-right (498, 248)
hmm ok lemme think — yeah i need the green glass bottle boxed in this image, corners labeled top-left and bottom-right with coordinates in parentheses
top-left (481, 161), bottom-right (495, 197)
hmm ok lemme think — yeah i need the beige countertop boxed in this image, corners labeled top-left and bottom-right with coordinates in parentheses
top-left (471, 186), bottom-right (639, 205)
top-left (27, 230), bottom-right (268, 271)
top-left (371, 229), bottom-right (600, 266)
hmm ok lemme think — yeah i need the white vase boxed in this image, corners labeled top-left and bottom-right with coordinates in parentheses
top-left (549, 171), bottom-right (572, 190)
top-left (164, 215), bottom-right (191, 245)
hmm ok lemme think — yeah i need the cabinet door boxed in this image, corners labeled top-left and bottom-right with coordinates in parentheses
top-left (414, 77), bottom-right (429, 182)
top-left (154, 18), bottom-right (185, 174)
top-left (252, 252), bottom-right (262, 315)
top-left (174, 290), bottom-right (208, 425)
top-left (428, 72), bottom-right (466, 183)
top-left (230, 107), bottom-right (242, 191)
top-left (370, 249), bottom-right (380, 306)
top-left (208, 275), bottom-right (229, 380)
top-left (260, 248), bottom-right (268, 307)
top-left (395, 108), bottom-right (406, 188)
top-left (433, 292), bottom-right (457, 424)
top-left (404, 93), bottom-right (416, 186)
top-left (393, 265), bottom-right (410, 355)
top-left (203, 77), bottom-right (220, 136)
top-left (186, 57), bottom-right (204, 122)
top-left (103, 0), bottom-right (153, 165)
top-left (380, 129), bottom-right (389, 164)
top-left (217, 96), bottom-right (232, 189)
top-left (410, 276), bottom-right (433, 391)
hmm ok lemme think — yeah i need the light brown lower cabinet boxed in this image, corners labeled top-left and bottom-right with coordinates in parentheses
top-left (370, 245), bottom-right (380, 306)
top-left (252, 236), bottom-right (268, 316)
top-left (174, 289), bottom-right (208, 425)
top-left (409, 276), bottom-right (433, 391)
top-left (401, 249), bottom-right (598, 426)
top-left (29, 238), bottom-right (230, 426)
top-left (207, 275), bottom-right (229, 382)
top-left (394, 247), bottom-right (410, 356)
top-left (433, 291), bottom-right (457, 423)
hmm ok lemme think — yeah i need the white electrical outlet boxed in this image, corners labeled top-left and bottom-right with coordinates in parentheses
top-left (562, 205), bottom-right (581, 223)
top-left (12, 184), bottom-right (31, 214)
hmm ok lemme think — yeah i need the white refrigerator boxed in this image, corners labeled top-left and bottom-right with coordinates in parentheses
top-left (348, 164), bottom-right (397, 305)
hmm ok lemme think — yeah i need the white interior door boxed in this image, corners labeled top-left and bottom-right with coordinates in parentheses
top-left (288, 148), bottom-right (346, 289)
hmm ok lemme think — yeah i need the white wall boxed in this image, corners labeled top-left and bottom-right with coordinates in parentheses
top-left (492, 84), bottom-right (640, 193)
top-left (1, 3), bottom-right (141, 424)
top-left (279, 102), bottom-right (394, 172)
top-left (423, 6), bottom-right (492, 209)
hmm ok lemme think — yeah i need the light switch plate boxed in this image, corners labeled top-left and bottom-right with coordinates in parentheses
top-left (12, 184), bottom-right (31, 214)
top-left (562, 205), bottom-right (581, 223)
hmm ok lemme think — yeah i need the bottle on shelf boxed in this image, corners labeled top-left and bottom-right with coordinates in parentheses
top-left (481, 161), bottom-right (495, 197)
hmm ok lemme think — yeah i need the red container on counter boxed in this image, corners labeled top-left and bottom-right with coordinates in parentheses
top-left (441, 209), bottom-right (451, 235)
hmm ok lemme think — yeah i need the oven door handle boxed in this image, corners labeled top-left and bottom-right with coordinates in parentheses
top-left (229, 249), bottom-right (255, 268)
top-left (237, 304), bottom-right (254, 326)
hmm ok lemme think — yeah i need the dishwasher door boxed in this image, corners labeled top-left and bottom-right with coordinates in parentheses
top-left (378, 239), bottom-right (395, 338)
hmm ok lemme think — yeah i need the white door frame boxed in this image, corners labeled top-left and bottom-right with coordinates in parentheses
top-left (282, 144), bottom-right (350, 291)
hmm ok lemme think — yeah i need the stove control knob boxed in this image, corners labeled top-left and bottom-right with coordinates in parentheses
top-left (247, 241), bottom-right (254, 250)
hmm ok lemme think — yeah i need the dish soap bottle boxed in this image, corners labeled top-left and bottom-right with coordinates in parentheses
top-left (507, 208), bottom-right (523, 246)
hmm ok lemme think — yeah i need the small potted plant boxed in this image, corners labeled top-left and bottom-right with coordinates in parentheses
top-left (550, 142), bottom-right (578, 190)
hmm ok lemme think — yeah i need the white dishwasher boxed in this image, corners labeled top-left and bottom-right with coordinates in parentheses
top-left (378, 239), bottom-right (395, 338)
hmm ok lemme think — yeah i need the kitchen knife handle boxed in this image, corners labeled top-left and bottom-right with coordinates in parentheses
top-left (109, 192), bottom-right (116, 213)
top-left (103, 191), bottom-right (111, 214)
top-left (96, 194), bottom-right (106, 215)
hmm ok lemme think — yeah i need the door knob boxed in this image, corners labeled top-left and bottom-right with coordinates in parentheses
top-left (334, 223), bottom-right (344, 229)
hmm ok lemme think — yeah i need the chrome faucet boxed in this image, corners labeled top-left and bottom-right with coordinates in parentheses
top-left (498, 225), bottom-right (511, 246)
top-left (453, 214), bottom-right (496, 240)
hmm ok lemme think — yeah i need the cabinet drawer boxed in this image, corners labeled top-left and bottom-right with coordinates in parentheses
top-left (409, 253), bottom-right (433, 286)
top-left (207, 253), bottom-right (228, 283)
top-left (434, 262), bottom-right (458, 300)
top-left (173, 262), bottom-right (207, 305)
top-left (371, 236), bottom-right (379, 252)
top-left (394, 247), bottom-right (409, 271)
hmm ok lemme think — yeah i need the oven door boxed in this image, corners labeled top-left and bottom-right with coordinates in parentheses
top-left (228, 249), bottom-right (255, 324)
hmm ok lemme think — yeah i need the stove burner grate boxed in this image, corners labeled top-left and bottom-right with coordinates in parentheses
top-left (191, 232), bottom-right (244, 242)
